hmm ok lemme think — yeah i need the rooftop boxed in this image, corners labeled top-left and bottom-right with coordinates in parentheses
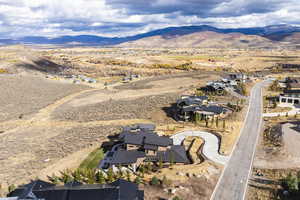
top-left (8, 179), bottom-right (144, 200)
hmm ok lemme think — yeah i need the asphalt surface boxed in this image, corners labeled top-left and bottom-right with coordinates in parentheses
top-left (171, 130), bottom-right (229, 165)
top-left (211, 81), bottom-right (267, 200)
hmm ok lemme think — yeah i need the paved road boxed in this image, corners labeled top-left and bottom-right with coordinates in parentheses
top-left (171, 131), bottom-right (229, 165)
top-left (211, 81), bottom-right (268, 200)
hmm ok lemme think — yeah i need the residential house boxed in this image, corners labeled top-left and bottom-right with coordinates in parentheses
top-left (99, 124), bottom-right (189, 172)
top-left (279, 77), bottom-right (300, 106)
top-left (6, 179), bottom-right (144, 200)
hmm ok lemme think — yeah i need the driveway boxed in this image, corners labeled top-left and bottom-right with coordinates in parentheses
top-left (171, 131), bottom-right (229, 165)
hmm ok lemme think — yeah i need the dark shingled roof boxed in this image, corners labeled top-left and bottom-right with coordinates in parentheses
top-left (9, 179), bottom-right (144, 200)
top-left (144, 134), bottom-right (173, 147)
top-left (119, 131), bottom-right (173, 147)
top-left (110, 150), bottom-right (146, 165)
top-left (177, 96), bottom-right (208, 107)
top-left (146, 145), bottom-right (190, 164)
top-left (182, 105), bottom-right (227, 115)
top-left (143, 144), bottom-right (158, 151)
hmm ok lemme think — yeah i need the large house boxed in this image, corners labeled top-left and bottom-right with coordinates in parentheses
top-left (99, 124), bottom-right (189, 172)
top-left (175, 95), bottom-right (230, 121)
top-left (6, 179), bottom-right (144, 200)
top-left (279, 77), bottom-right (300, 106)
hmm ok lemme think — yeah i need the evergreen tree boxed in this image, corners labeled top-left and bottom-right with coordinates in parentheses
top-left (146, 162), bottom-right (153, 173)
top-left (284, 173), bottom-right (299, 192)
top-left (126, 170), bottom-right (131, 182)
top-left (134, 176), bottom-right (141, 185)
top-left (96, 170), bottom-right (106, 184)
top-left (150, 176), bottom-right (160, 186)
top-left (106, 168), bottom-right (114, 183)
top-left (162, 175), bottom-right (172, 187)
top-left (158, 157), bottom-right (163, 169)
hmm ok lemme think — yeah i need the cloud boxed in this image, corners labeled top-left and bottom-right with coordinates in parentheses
top-left (0, 0), bottom-right (299, 38)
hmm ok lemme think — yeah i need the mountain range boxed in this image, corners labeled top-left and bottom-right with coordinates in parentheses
top-left (1, 24), bottom-right (300, 48)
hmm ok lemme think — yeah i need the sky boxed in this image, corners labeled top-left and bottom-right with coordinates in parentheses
top-left (0, 0), bottom-right (299, 38)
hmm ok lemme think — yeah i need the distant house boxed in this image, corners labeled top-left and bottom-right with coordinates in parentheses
top-left (99, 124), bottom-right (189, 172)
top-left (7, 179), bottom-right (144, 200)
top-left (279, 77), bottom-right (300, 106)
top-left (176, 95), bottom-right (230, 121)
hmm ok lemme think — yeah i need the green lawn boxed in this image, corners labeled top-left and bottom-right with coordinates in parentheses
top-left (79, 148), bottom-right (104, 170)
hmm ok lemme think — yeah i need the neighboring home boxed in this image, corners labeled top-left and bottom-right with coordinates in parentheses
top-left (227, 73), bottom-right (248, 83)
top-left (177, 104), bottom-right (230, 121)
top-left (175, 95), bottom-right (230, 121)
top-left (177, 95), bottom-right (209, 107)
top-left (279, 77), bottom-right (300, 106)
top-left (99, 124), bottom-right (189, 172)
top-left (6, 179), bottom-right (144, 200)
top-left (275, 63), bottom-right (300, 71)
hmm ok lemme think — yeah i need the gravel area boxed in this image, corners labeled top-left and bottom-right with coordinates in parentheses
top-left (0, 74), bottom-right (89, 122)
top-left (52, 93), bottom-right (179, 123)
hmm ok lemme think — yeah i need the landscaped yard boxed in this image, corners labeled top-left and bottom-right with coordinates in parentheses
top-left (79, 148), bottom-right (104, 169)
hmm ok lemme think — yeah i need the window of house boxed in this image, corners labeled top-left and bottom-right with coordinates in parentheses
top-left (281, 98), bottom-right (287, 103)
top-left (295, 99), bottom-right (300, 104)
top-left (288, 99), bottom-right (293, 103)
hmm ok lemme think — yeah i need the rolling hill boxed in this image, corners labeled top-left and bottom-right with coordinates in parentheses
top-left (118, 31), bottom-right (277, 48)
top-left (0, 24), bottom-right (299, 47)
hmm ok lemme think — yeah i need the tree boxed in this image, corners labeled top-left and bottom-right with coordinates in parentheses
top-left (150, 176), bottom-right (160, 186)
top-left (211, 117), bottom-right (215, 127)
top-left (169, 152), bottom-right (175, 168)
top-left (96, 170), bottom-right (106, 184)
top-left (59, 169), bottom-right (73, 184)
top-left (162, 175), bottom-right (172, 187)
top-left (8, 184), bottom-right (16, 193)
top-left (223, 120), bottom-right (226, 129)
top-left (48, 173), bottom-right (60, 185)
top-left (205, 119), bottom-right (208, 127)
top-left (106, 168), bottom-right (114, 183)
top-left (216, 117), bottom-right (219, 128)
top-left (158, 156), bottom-right (163, 169)
top-left (126, 170), bottom-right (131, 182)
top-left (146, 162), bottom-right (153, 173)
top-left (284, 173), bottom-right (299, 192)
top-left (139, 165), bottom-right (145, 178)
top-left (134, 176), bottom-right (141, 185)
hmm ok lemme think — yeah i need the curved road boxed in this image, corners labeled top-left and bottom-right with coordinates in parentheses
top-left (171, 131), bottom-right (229, 165)
top-left (211, 80), bottom-right (269, 200)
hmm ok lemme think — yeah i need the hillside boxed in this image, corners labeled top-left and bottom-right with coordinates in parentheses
top-left (0, 25), bottom-right (299, 47)
top-left (118, 31), bottom-right (277, 48)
